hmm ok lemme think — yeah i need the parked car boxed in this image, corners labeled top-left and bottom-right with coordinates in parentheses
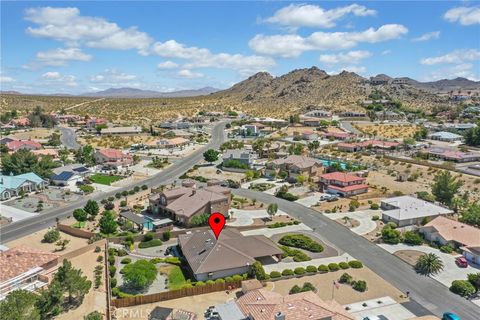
top-left (442, 312), bottom-right (460, 320)
top-left (455, 256), bottom-right (468, 268)
top-left (326, 196), bottom-right (339, 202)
top-left (319, 194), bottom-right (333, 201)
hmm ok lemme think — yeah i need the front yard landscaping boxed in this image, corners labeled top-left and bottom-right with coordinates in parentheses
top-left (278, 234), bottom-right (324, 252)
top-left (248, 182), bottom-right (275, 192)
top-left (89, 173), bottom-right (123, 185)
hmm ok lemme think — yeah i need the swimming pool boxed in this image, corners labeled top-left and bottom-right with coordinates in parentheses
top-left (318, 159), bottom-right (356, 170)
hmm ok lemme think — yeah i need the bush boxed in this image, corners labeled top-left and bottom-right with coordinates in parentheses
top-left (121, 258), bottom-right (132, 264)
top-left (318, 265), bottom-right (329, 273)
top-left (110, 277), bottom-right (117, 288)
top-left (403, 231), bottom-right (423, 245)
top-left (206, 280), bottom-right (215, 285)
top-left (109, 266), bottom-right (116, 277)
top-left (43, 228), bottom-right (60, 243)
top-left (162, 230), bottom-right (171, 241)
top-left (339, 273), bottom-right (353, 284)
top-left (117, 249), bottom-right (128, 257)
top-left (143, 232), bottom-right (154, 242)
top-left (85, 311), bottom-right (103, 320)
top-left (108, 256), bottom-right (115, 266)
top-left (251, 261), bottom-right (267, 280)
top-left (353, 280), bottom-right (367, 292)
top-left (97, 255), bottom-right (103, 262)
top-left (348, 260), bottom-right (363, 268)
top-left (232, 274), bottom-right (243, 281)
top-left (328, 263), bottom-right (340, 271)
top-left (370, 203), bottom-right (379, 210)
top-left (215, 278), bottom-right (225, 284)
top-left (440, 245), bottom-right (454, 253)
top-left (280, 246), bottom-right (311, 262)
top-left (294, 267), bottom-right (306, 275)
top-left (372, 215), bottom-right (380, 221)
top-left (278, 234), bottom-right (324, 252)
top-left (306, 265), bottom-right (317, 273)
top-left (270, 271), bottom-right (282, 278)
top-left (282, 269), bottom-right (294, 276)
top-left (122, 260), bottom-right (158, 289)
top-left (138, 239), bottom-right (163, 249)
top-left (141, 184), bottom-right (148, 190)
top-left (120, 200), bottom-right (127, 207)
top-left (339, 262), bottom-right (350, 269)
top-left (225, 276), bottom-right (233, 282)
top-left (195, 281), bottom-right (205, 286)
top-left (115, 192), bottom-right (122, 199)
top-left (94, 246), bottom-right (101, 253)
top-left (289, 285), bottom-right (302, 294)
top-left (450, 280), bottom-right (476, 297)
top-left (150, 258), bottom-right (162, 264)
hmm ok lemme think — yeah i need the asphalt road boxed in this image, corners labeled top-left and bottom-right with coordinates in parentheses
top-left (232, 188), bottom-right (480, 320)
top-left (58, 126), bottom-right (81, 150)
top-left (0, 121), bottom-right (227, 243)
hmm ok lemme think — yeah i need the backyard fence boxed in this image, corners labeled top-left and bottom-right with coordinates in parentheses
top-left (111, 280), bottom-right (242, 308)
top-left (57, 223), bottom-right (96, 239)
top-left (59, 239), bottom-right (107, 261)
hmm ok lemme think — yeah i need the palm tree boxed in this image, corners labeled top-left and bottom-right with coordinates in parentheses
top-left (415, 253), bottom-right (444, 276)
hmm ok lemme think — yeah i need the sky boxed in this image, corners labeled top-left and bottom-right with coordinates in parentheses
top-left (1, 1), bottom-right (479, 94)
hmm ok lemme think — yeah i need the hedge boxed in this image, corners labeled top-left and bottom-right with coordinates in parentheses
top-left (294, 267), bottom-right (306, 275)
top-left (270, 271), bottom-right (282, 278)
top-left (318, 265), bottom-right (329, 273)
top-left (138, 239), bottom-right (163, 249)
top-left (339, 262), bottom-right (350, 269)
top-left (328, 263), bottom-right (340, 271)
top-left (282, 269), bottom-right (294, 276)
top-left (306, 265), bottom-right (317, 273)
top-left (278, 234), bottom-right (324, 252)
top-left (348, 260), bottom-right (363, 268)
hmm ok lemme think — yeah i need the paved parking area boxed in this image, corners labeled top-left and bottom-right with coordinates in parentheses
top-left (295, 192), bottom-right (327, 207)
top-left (226, 208), bottom-right (288, 226)
top-left (379, 243), bottom-right (480, 288)
top-left (0, 203), bottom-right (37, 222)
top-left (347, 296), bottom-right (416, 320)
top-left (324, 210), bottom-right (380, 235)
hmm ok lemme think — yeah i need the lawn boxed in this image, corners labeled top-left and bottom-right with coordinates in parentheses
top-left (89, 173), bottom-right (123, 185)
top-left (167, 266), bottom-right (187, 290)
top-left (72, 221), bottom-right (86, 228)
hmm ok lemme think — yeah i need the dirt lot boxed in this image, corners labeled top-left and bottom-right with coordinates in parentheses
top-left (190, 166), bottom-right (245, 182)
top-left (56, 248), bottom-right (107, 319)
top-left (5, 228), bottom-right (89, 254)
top-left (270, 267), bottom-right (407, 304)
top-left (8, 128), bottom-right (56, 141)
top-left (79, 135), bottom-right (157, 149)
top-left (394, 250), bottom-right (425, 266)
top-left (354, 123), bottom-right (418, 139)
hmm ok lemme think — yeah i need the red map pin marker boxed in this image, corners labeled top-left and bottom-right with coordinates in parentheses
top-left (208, 212), bottom-right (226, 239)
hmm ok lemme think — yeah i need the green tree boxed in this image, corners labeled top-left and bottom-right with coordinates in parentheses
top-left (73, 209), bottom-right (88, 222)
top-left (403, 231), bottom-right (423, 245)
top-left (267, 203), bottom-right (278, 220)
top-left (203, 149), bottom-right (219, 163)
top-left (251, 261), bottom-right (267, 280)
top-left (122, 260), bottom-right (158, 289)
top-left (460, 203), bottom-right (480, 227)
top-left (189, 213), bottom-right (210, 227)
top-left (0, 290), bottom-right (40, 320)
top-left (1, 150), bottom-right (58, 178)
top-left (43, 228), bottom-right (60, 243)
top-left (465, 125), bottom-right (480, 146)
top-left (54, 260), bottom-right (92, 303)
top-left (381, 225), bottom-right (402, 244)
top-left (307, 141), bottom-right (319, 155)
top-left (450, 280), bottom-right (476, 297)
top-left (415, 253), bottom-right (444, 276)
top-left (431, 171), bottom-right (463, 207)
top-left (99, 210), bottom-right (117, 234)
top-left (84, 200), bottom-right (99, 218)
top-left (75, 145), bottom-right (95, 166)
top-left (467, 273), bottom-right (480, 290)
top-left (36, 280), bottom-right (64, 319)
top-left (47, 133), bottom-right (61, 146)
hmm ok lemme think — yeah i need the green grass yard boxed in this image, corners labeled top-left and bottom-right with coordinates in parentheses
top-left (167, 266), bottom-right (187, 290)
top-left (89, 173), bottom-right (123, 185)
top-left (72, 221), bottom-right (86, 228)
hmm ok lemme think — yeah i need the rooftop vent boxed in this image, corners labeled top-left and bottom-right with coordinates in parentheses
top-left (274, 311), bottom-right (285, 320)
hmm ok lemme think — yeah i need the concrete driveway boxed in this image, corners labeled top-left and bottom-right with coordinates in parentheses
top-left (295, 192), bottom-right (328, 207)
top-left (324, 210), bottom-right (380, 235)
top-left (226, 208), bottom-right (287, 227)
top-left (347, 296), bottom-right (416, 320)
top-left (0, 203), bottom-right (38, 222)
top-left (379, 243), bottom-right (480, 288)
top-left (240, 223), bottom-right (312, 237)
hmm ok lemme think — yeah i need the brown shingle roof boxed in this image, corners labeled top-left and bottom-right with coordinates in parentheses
top-left (166, 188), bottom-right (228, 218)
top-left (423, 216), bottom-right (480, 247)
top-left (270, 155), bottom-right (320, 169)
top-left (0, 246), bottom-right (59, 282)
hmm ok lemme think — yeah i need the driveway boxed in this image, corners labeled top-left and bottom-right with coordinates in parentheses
top-left (324, 210), bottom-right (379, 235)
top-left (379, 243), bottom-right (480, 288)
top-left (347, 296), bottom-right (416, 320)
top-left (226, 208), bottom-right (287, 227)
top-left (240, 223), bottom-right (311, 237)
top-left (295, 192), bottom-right (327, 207)
top-left (0, 203), bottom-right (38, 222)
top-left (130, 160), bottom-right (162, 176)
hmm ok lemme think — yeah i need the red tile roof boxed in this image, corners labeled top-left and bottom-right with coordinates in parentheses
top-left (320, 172), bottom-right (365, 183)
top-left (97, 148), bottom-right (131, 159)
top-left (6, 140), bottom-right (42, 151)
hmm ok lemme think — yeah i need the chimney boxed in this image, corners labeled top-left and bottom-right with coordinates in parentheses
top-left (274, 312), bottom-right (286, 320)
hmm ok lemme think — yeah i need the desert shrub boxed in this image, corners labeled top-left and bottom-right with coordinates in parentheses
top-left (270, 271), bottom-right (282, 278)
top-left (109, 266), bottom-right (116, 277)
top-left (94, 246), bottom-right (101, 253)
top-left (348, 260), bottom-right (363, 268)
top-left (339, 262), bottom-right (350, 269)
top-left (306, 265), bottom-right (317, 273)
top-left (328, 263), bottom-right (340, 271)
top-left (339, 273), bottom-right (353, 284)
top-left (43, 228), bottom-right (60, 243)
top-left (110, 277), bottom-right (117, 288)
top-left (372, 215), bottom-right (379, 221)
top-left (318, 265), bottom-right (329, 273)
top-left (108, 256), bottom-right (115, 266)
top-left (370, 203), bottom-right (379, 210)
top-left (294, 267), bottom-right (306, 275)
top-left (282, 269), bottom-right (294, 276)
top-left (353, 280), bottom-right (367, 292)
top-left (450, 280), bottom-right (476, 297)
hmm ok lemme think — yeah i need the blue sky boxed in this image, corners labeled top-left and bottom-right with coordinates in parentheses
top-left (1, 1), bottom-right (479, 94)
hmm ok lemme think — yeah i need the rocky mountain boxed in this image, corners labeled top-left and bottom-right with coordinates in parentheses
top-left (80, 86), bottom-right (220, 98)
top-left (413, 77), bottom-right (480, 92)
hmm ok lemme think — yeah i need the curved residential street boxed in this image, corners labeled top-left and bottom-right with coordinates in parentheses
top-left (58, 126), bottom-right (81, 150)
top-left (232, 188), bottom-right (480, 320)
top-left (0, 121), bottom-right (227, 243)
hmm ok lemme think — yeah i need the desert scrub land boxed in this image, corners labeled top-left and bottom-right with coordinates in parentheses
top-left (80, 134), bottom-right (156, 149)
top-left (354, 123), bottom-right (418, 139)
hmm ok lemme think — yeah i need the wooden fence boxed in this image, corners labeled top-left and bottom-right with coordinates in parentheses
top-left (111, 280), bottom-right (242, 308)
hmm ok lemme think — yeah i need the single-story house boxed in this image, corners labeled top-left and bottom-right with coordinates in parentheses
top-left (375, 111), bottom-right (405, 121)
top-left (239, 125), bottom-right (259, 136)
top-left (428, 131), bottom-right (463, 142)
top-left (50, 164), bottom-right (90, 187)
top-left (156, 137), bottom-right (190, 149)
top-left (231, 289), bottom-right (354, 320)
top-left (319, 172), bottom-right (368, 197)
top-left (323, 131), bottom-right (356, 140)
top-left (381, 196), bottom-right (453, 227)
top-left (419, 216), bottom-right (480, 264)
top-left (266, 155), bottom-right (323, 182)
top-left (100, 126), bottom-right (142, 136)
top-left (337, 140), bottom-right (400, 152)
top-left (178, 229), bottom-right (282, 281)
top-left (222, 149), bottom-right (256, 169)
top-left (0, 173), bottom-right (47, 201)
top-left (10, 118), bottom-right (30, 127)
top-left (0, 246), bottom-right (59, 300)
top-left (426, 147), bottom-right (480, 163)
top-left (149, 183), bottom-right (231, 226)
top-left (94, 148), bottom-right (133, 169)
top-left (340, 111), bottom-right (367, 118)
top-left (301, 130), bottom-right (318, 140)
top-left (5, 140), bottom-right (42, 152)
top-left (31, 149), bottom-right (59, 159)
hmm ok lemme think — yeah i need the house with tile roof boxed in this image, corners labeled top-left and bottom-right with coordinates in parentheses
top-left (428, 131), bottom-right (463, 142)
top-left (381, 196), bottom-right (453, 227)
top-left (319, 172), bottom-right (368, 197)
top-left (5, 139), bottom-right (42, 152)
top-left (266, 155), bottom-right (323, 182)
top-left (0, 246), bottom-right (59, 300)
top-left (337, 140), bottom-right (400, 153)
top-left (178, 229), bottom-right (282, 281)
top-left (149, 182), bottom-right (231, 225)
top-left (425, 147), bottom-right (480, 163)
top-left (94, 148), bottom-right (133, 169)
top-left (419, 216), bottom-right (480, 264)
top-left (231, 289), bottom-right (354, 320)
top-left (0, 172), bottom-right (47, 200)
top-left (100, 126), bottom-right (142, 136)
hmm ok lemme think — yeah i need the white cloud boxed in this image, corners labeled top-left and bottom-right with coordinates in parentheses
top-left (25, 47), bottom-right (92, 69)
top-left (424, 63), bottom-right (479, 81)
top-left (412, 31), bottom-right (440, 42)
top-left (328, 66), bottom-right (367, 75)
top-left (319, 50), bottom-right (371, 65)
top-left (264, 3), bottom-right (376, 29)
top-left (40, 71), bottom-right (77, 87)
top-left (0, 76), bottom-right (15, 83)
top-left (152, 40), bottom-right (275, 75)
top-left (381, 50), bottom-right (392, 55)
top-left (177, 69), bottom-right (204, 79)
top-left (25, 7), bottom-right (153, 52)
top-left (157, 61), bottom-right (179, 69)
top-left (89, 69), bottom-right (138, 86)
top-left (249, 24), bottom-right (408, 58)
top-left (444, 6), bottom-right (480, 25)
top-left (421, 49), bottom-right (480, 65)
